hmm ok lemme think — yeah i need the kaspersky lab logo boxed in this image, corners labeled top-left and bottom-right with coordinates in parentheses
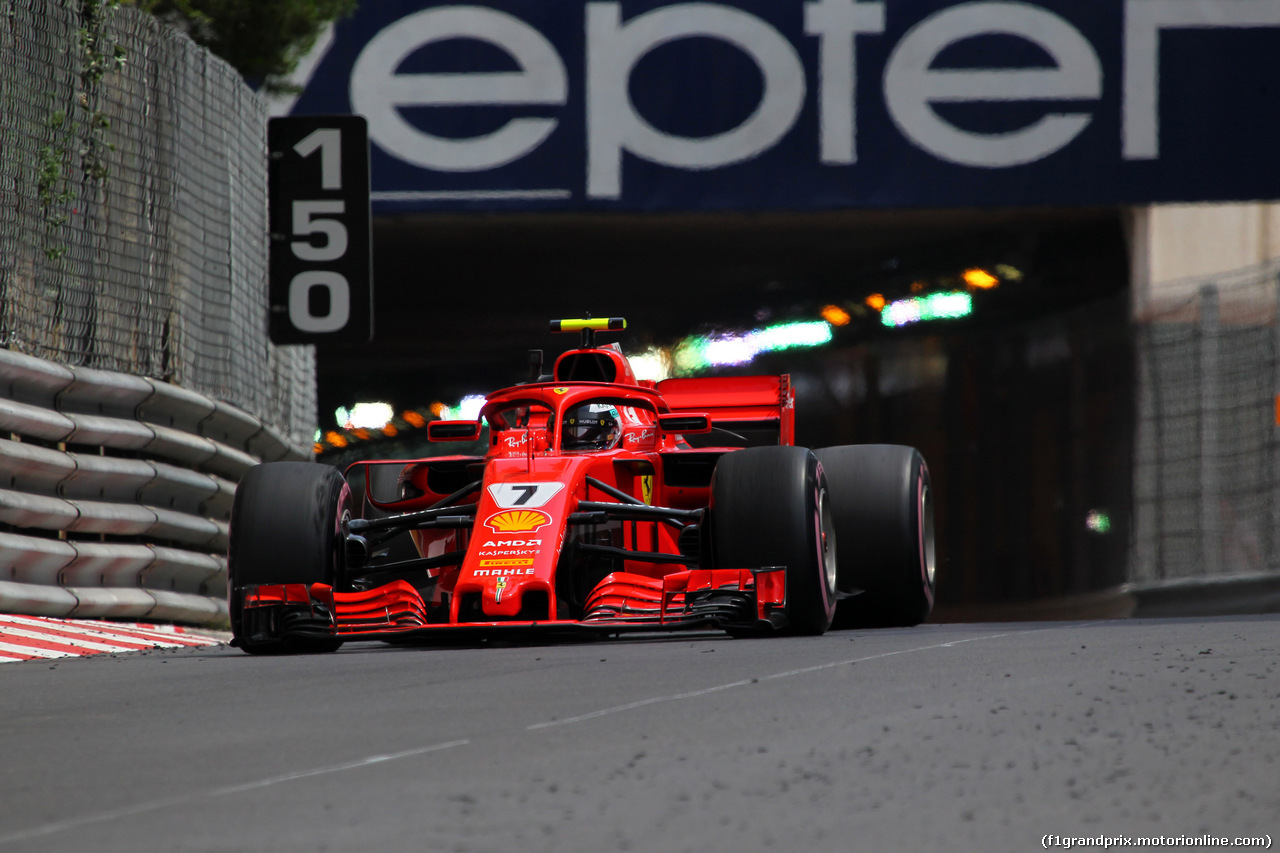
top-left (485, 509), bottom-right (553, 534)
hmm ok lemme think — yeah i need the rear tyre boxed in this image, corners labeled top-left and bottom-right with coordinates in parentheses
top-left (711, 446), bottom-right (837, 635)
top-left (228, 462), bottom-right (348, 654)
top-left (814, 445), bottom-right (935, 628)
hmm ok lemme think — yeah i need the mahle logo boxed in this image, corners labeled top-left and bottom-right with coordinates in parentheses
top-left (485, 509), bottom-right (553, 534)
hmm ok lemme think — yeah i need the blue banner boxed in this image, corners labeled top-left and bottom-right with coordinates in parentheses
top-left (286, 0), bottom-right (1280, 213)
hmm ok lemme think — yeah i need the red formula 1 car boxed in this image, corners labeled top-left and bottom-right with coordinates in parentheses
top-left (228, 319), bottom-right (935, 653)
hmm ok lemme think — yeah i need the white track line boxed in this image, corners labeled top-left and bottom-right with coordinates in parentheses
top-left (0, 740), bottom-right (470, 846)
top-left (527, 632), bottom-right (1015, 731)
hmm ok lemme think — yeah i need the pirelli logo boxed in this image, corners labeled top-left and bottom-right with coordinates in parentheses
top-left (479, 558), bottom-right (535, 568)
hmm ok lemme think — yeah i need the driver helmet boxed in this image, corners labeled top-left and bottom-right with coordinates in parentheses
top-left (562, 403), bottom-right (621, 451)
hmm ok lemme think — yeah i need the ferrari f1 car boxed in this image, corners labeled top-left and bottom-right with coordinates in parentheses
top-left (228, 318), bottom-right (935, 653)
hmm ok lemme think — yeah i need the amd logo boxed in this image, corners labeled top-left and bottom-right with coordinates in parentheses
top-left (348, 1), bottom-right (1280, 199)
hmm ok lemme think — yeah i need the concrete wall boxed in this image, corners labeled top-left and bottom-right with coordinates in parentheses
top-left (1130, 202), bottom-right (1280, 318)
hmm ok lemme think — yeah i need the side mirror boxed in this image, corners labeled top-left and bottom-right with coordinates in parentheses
top-left (427, 420), bottom-right (483, 442)
top-left (657, 413), bottom-right (712, 435)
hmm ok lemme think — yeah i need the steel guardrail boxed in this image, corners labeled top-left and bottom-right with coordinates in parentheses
top-left (0, 349), bottom-right (312, 627)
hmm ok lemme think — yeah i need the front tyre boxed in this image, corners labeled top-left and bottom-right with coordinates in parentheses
top-left (228, 462), bottom-right (349, 654)
top-left (814, 445), bottom-right (935, 628)
top-left (711, 446), bottom-right (837, 635)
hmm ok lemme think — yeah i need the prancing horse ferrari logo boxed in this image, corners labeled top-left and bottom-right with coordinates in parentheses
top-left (494, 576), bottom-right (508, 603)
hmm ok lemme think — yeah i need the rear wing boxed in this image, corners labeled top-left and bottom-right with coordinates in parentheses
top-left (656, 375), bottom-right (794, 446)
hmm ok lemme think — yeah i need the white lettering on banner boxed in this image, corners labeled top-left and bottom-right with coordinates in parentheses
top-left (1123, 0), bottom-right (1280, 160)
top-left (350, 6), bottom-right (567, 171)
top-left (883, 2), bottom-right (1101, 168)
top-left (337, 1), bottom-right (1280, 194)
top-left (804, 0), bottom-right (885, 165)
top-left (587, 2), bottom-right (807, 199)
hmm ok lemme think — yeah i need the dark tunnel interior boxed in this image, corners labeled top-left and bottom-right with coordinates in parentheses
top-left (317, 205), bottom-right (1134, 613)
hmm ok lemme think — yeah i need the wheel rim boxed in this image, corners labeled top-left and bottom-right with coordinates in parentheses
top-left (817, 485), bottom-right (837, 599)
top-left (920, 479), bottom-right (936, 592)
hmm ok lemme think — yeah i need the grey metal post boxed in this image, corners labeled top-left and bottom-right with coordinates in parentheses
top-left (1273, 273), bottom-right (1280, 571)
top-left (1200, 283), bottom-right (1221, 575)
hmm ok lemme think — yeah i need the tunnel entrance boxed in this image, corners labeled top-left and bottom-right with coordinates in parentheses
top-left (318, 205), bottom-right (1133, 614)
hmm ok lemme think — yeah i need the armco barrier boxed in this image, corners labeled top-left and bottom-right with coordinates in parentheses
top-left (0, 349), bottom-right (312, 627)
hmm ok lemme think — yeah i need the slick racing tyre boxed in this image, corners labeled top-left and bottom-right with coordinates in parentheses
top-left (814, 445), bottom-right (935, 629)
top-left (228, 462), bottom-right (349, 654)
top-left (711, 446), bottom-right (837, 635)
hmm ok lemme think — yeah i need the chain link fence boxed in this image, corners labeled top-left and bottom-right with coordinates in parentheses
top-left (1133, 259), bottom-right (1280, 583)
top-left (0, 0), bottom-right (314, 446)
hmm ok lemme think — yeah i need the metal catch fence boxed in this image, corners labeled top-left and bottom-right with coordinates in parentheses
top-left (0, 0), bottom-right (314, 446)
top-left (1132, 259), bottom-right (1280, 583)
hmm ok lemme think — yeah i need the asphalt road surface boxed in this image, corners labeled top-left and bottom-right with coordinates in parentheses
top-left (1, 617), bottom-right (1276, 852)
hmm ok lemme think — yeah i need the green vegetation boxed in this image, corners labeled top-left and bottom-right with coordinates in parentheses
top-left (124, 0), bottom-right (357, 91)
top-left (38, 0), bottom-right (128, 261)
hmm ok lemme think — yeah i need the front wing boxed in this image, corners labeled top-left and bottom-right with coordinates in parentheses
top-left (235, 567), bottom-right (788, 645)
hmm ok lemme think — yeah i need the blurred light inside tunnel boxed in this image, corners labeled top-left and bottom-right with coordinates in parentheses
top-left (335, 402), bottom-right (394, 430)
top-left (821, 304), bottom-right (851, 326)
top-left (1086, 510), bottom-right (1112, 534)
top-left (629, 346), bottom-right (674, 382)
top-left (673, 320), bottom-right (834, 373)
top-left (435, 395), bottom-right (486, 421)
top-left (881, 292), bottom-right (973, 328)
top-left (963, 268), bottom-right (999, 289)
top-left (994, 263), bottom-right (1023, 281)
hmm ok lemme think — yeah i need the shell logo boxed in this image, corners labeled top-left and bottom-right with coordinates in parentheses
top-left (485, 509), bottom-right (553, 534)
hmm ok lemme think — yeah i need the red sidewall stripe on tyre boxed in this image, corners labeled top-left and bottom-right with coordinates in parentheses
top-left (918, 468), bottom-right (934, 607)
